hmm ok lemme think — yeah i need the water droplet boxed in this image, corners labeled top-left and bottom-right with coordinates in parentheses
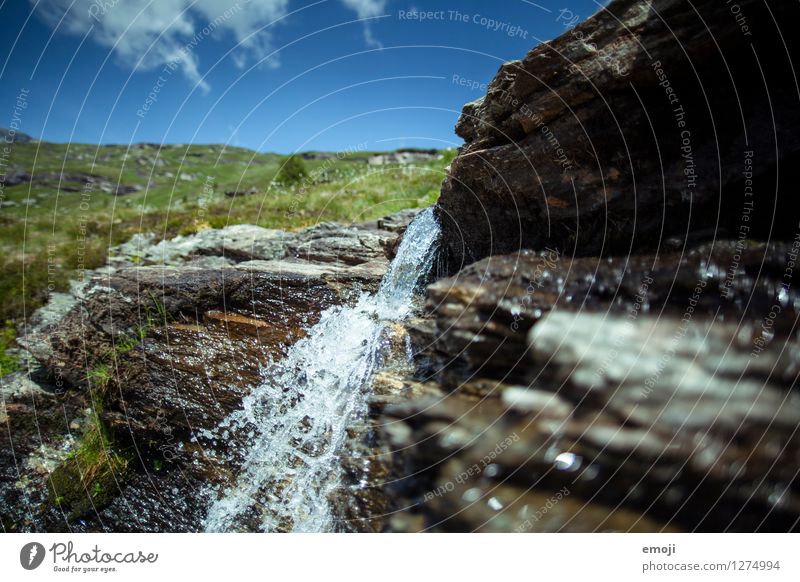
top-left (554, 451), bottom-right (581, 472)
top-left (778, 286), bottom-right (789, 306)
top-left (462, 487), bottom-right (483, 503)
top-left (485, 463), bottom-right (500, 478)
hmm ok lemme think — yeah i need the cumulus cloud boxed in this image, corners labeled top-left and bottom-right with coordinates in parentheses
top-left (31, 0), bottom-right (387, 91)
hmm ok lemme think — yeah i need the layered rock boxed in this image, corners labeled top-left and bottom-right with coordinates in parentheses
top-left (2, 211), bottom-right (418, 532)
top-left (379, 242), bottom-right (800, 531)
top-left (422, 240), bottom-right (799, 387)
top-left (387, 0), bottom-right (800, 527)
top-left (437, 0), bottom-right (800, 269)
top-left (382, 0), bottom-right (800, 530)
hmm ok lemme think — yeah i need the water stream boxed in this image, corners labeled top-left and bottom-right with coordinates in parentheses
top-left (203, 207), bottom-right (440, 532)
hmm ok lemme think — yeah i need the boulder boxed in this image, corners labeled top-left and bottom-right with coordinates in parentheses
top-left (373, 235), bottom-right (800, 531)
top-left (437, 0), bottom-right (800, 269)
top-left (378, 306), bottom-right (800, 532)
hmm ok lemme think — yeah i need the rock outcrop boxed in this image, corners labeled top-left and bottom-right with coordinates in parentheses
top-left (0, 170), bottom-right (145, 195)
top-left (371, 0), bottom-right (800, 533)
top-left (437, 0), bottom-right (800, 270)
top-left (2, 211), bottom-right (418, 532)
top-left (422, 241), bottom-right (799, 387)
top-left (375, 239), bottom-right (800, 532)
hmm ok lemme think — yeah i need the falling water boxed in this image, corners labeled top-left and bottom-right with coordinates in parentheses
top-left (203, 207), bottom-right (440, 532)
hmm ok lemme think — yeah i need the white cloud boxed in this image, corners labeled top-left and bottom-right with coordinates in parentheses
top-left (339, 0), bottom-right (387, 48)
top-left (193, 0), bottom-right (289, 71)
top-left (339, 0), bottom-right (386, 18)
top-left (32, 0), bottom-right (386, 91)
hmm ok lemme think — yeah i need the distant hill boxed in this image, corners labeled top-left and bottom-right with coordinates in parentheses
top-left (0, 128), bottom-right (34, 144)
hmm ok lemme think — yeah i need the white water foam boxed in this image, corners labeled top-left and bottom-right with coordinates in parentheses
top-left (204, 207), bottom-right (440, 532)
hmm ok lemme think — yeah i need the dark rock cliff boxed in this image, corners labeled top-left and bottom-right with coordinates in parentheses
top-left (437, 0), bottom-right (800, 271)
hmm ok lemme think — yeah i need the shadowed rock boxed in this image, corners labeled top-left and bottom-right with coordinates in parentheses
top-left (375, 237), bottom-right (800, 532)
top-left (379, 305), bottom-right (800, 532)
top-left (437, 0), bottom-right (800, 269)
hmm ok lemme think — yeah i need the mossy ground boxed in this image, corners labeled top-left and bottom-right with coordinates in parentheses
top-left (46, 404), bottom-right (130, 521)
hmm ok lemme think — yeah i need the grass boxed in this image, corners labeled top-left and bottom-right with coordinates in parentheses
top-left (0, 321), bottom-right (19, 377)
top-left (45, 295), bottom-right (166, 520)
top-left (47, 404), bottom-right (131, 521)
top-left (47, 365), bottom-right (130, 520)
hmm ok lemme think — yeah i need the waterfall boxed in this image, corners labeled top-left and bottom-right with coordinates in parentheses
top-left (203, 207), bottom-right (440, 532)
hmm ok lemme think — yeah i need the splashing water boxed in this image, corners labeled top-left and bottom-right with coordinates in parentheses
top-left (203, 208), bottom-right (440, 532)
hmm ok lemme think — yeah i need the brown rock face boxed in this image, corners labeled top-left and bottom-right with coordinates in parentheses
top-left (379, 240), bottom-right (800, 532)
top-left (437, 0), bottom-right (800, 270)
top-left (422, 240), bottom-right (800, 387)
top-left (5, 211), bottom-right (417, 532)
top-left (387, 1), bottom-right (800, 526)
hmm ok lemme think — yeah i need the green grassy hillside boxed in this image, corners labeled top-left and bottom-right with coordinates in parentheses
top-left (0, 140), bottom-right (453, 328)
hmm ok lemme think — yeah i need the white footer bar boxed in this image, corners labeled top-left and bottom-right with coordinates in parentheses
top-left (1, 533), bottom-right (796, 581)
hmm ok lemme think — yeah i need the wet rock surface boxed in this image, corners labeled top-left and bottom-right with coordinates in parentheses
top-left (422, 241), bottom-right (799, 387)
top-left (0, 370), bottom-right (85, 532)
top-left (1, 211), bottom-right (417, 532)
top-left (375, 1), bottom-right (800, 531)
top-left (381, 393), bottom-right (681, 532)
top-left (375, 239), bottom-right (800, 532)
top-left (437, 0), bottom-right (800, 269)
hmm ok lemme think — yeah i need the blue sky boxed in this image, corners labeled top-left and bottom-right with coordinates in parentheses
top-left (0, 0), bottom-right (604, 153)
